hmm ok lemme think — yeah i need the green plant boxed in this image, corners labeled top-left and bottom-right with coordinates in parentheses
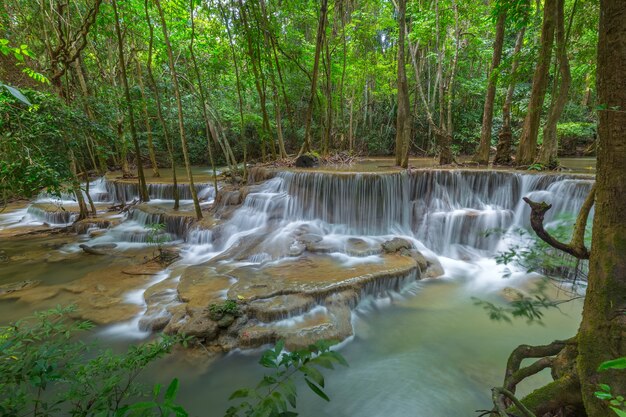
top-left (226, 339), bottom-right (348, 417)
top-left (595, 357), bottom-right (626, 417)
top-left (208, 299), bottom-right (241, 321)
top-left (146, 223), bottom-right (171, 261)
top-left (0, 305), bottom-right (185, 417)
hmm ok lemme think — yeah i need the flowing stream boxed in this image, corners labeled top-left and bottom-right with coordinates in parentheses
top-left (0, 160), bottom-right (594, 416)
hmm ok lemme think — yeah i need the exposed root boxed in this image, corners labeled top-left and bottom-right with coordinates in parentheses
top-left (489, 338), bottom-right (584, 417)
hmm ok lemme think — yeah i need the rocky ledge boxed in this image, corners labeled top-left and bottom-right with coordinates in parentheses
top-left (140, 237), bottom-right (444, 353)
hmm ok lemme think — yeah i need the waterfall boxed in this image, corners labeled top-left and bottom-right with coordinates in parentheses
top-left (187, 169), bottom-right (594, 262)
top-left (105, 180), bottom-right (214, 203)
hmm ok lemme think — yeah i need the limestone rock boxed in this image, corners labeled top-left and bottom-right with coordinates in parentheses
top-left (345, 238), bottom-right (383, 256)
top-left (382, 237), bottom-right (413, 253)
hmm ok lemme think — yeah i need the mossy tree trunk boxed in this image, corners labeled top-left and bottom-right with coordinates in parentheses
top-left (577, 0), bottom-right (626, 414)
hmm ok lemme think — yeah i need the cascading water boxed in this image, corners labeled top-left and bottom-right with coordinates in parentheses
top-left (186, 169), bottom-right (593, 263)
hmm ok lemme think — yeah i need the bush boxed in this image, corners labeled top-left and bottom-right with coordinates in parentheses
top-left (0, 305), bottom-right (185, 417)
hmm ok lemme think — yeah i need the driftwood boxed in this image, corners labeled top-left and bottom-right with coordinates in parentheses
top-left (522, 183), bottom-right (595, 260)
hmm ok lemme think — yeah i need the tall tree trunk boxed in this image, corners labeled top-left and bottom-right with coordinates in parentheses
top-left (577, 0), bottom-right (626, 414)
top-left (144, 0), bottom-right (179, 209)
top-left (258, 0), bottom-right (288, 159)
top-left (134, 57), bottom-right (160, 178)
top-left (238, 0), bottom-right (275, 160)
top-left (475, 10), bottom-right (506, 165)
top-left (535, 0), bottom-right (573, 168)
top-left (189, 0), bottom-right (218, 195)
top-left (154, 0), bottom-right (202, 220)
top-left (516, 0), bottom-right (557, 166)
top-left (494, 27), bottom-right (526, 165)
top-left (112, 0), bottom-right (149, 203)
top-left (298, 0), bottom-right (329, 156)
top-left (394, 0), bottom-right (411, 168)
top-left (322, 32), bottom-right (333, 156)
top-left (217, 0), bottom-right (248, 179)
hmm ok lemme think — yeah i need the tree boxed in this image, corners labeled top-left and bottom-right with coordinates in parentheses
top-left (298, 0), bottom-right (329, 156)
top-left (394, 0), bottom-right (411, 168)
top-left (576, 0), bottom-right (626, 413)
top-left (516, 0), bottom-right (557, 166)
top-left (491, 1), bottom-right (626, 413)
top-left (154, 0), bottom-right (202, 220)
top-left (474, 6), bottom-right (506, 165)
top-left (535, 0), bottom-right (573, 169)
top-left (112, 0), bottom-right (149, 203)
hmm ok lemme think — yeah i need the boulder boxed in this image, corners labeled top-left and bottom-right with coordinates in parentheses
top-left (382, 237), bottom-right (413, 253)
top-left (295, 154), bottom-right (319, 168)
top-left (178, 309), bottom-right (219, 341)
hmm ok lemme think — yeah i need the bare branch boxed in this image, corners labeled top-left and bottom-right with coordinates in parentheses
top-left (523, 184), bottom-right (595, 260)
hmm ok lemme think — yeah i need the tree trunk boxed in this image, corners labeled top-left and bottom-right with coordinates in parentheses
top-left (112, 0), bottom-right (149, 203)
top-left (298, 0), bottom-right (329, 156)
top-left (535, 0), bottom-right (572, 169)
top-left (217, 0), bottom-right (248, 179)
top-left (189, 0), bottom-right (218, 195)
top-left (394, 0), bottom-right (411, 168)
top-left (134, 57), bottom-right (160, 178)
top-left (144, 0), bottom-right (179, 210)
top-left (516, 0), bottom-right (557, 166)
top-left (154, 0), bottom-right (202, 220)
top-left (475, 10), bottom-right (506, 165)
top-left (494, 28), bottom-right (526, 166)
top-left (577, 0), bottom-right (626, 415)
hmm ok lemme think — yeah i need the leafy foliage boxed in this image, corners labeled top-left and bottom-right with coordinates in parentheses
top-left (595, 358), bottom-right (626, 417)
top-left (208, 299), bottom-right (241, 321)
top-left (225, 339), bottom-right (348, 417)
top-left (0, 305), bottom-right (185, 417)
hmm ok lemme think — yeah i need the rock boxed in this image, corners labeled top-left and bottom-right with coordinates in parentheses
top-left (92, 243), bottom-right (118, 250)
top-left (217, 314), bottom-right (236, 329)
top-left (0, 280), bottom-right (41, 296)
top-left (424, 257), bottom-right (445, 278)
top-left (501, 287), bottom-right (528, 303)
top-left (248, 294), bottom-right (316, 322)
top-left (404, 249), bottom-right (429, 272)
top-left (305, 240), bottom-right (340, 254)
top-left (382, 237), bottom-right (413, 253)
top-left (177, 266), bottom-right (232, 308)
top-left (345, 238), bottom-right (383, 256)
top-left (89, 229), bottom-right (108, 238)
top-left (288, 242), bottom-right (306, 257)
top-left (295, 153), bottom-right (319, 168)
top-left (298, 234), bottom-right (323, 245)
top-left (178, 309), bottom-right (219, 341)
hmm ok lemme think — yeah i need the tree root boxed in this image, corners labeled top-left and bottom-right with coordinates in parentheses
top-left (489, 338), bottom-right (584, 417)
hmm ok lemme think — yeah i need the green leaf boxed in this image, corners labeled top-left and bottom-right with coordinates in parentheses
top-left (229, 388), bottom-right (251, 400)
top-left (300, 366), bottom-right (324, 387)
top-left (2, 83), bottom-right (32, 106)
top-left (596, 391), bottom-right (614, 400)
top-left (165, 378), bottom-right (179, 403)
top-left (599, 358), bottom-right (626, 371)
top-left (610, 407), bottom-right (626, 417)
top-left (304, 378), bottom-right (329, 402)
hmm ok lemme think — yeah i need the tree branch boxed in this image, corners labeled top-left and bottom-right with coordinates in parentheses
top-left (522, 184), bottom-right (595, 260)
